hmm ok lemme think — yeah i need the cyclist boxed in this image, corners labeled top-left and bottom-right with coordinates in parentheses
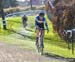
top-left (22, 15), bottom-right (27, 29)
top-left (35, 12), bottom-right (49, 48)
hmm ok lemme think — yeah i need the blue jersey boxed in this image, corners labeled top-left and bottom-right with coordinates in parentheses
top-left (36, 16), bottom-right (46, 21)
top-left (35, 16), bottom-right (48, 30)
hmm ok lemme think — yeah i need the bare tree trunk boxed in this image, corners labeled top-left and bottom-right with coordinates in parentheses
top-left (1, 9), bottom-right (7, 30)
top-left (30, 0), bottom-right (32, 9)
top-left (0, 0), bottom-right (7, 30)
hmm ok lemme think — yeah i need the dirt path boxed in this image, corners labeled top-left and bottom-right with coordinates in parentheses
top-left (0, 42), bottom-right (70, 62)
top-left (0, 28), bottom-right (73, 62)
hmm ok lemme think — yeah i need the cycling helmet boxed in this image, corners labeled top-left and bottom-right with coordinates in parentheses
top-left (39, 12), bottom-right (45, 16)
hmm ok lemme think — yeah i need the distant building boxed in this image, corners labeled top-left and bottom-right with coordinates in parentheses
top-left (32, 0), bottom-right (40, 5)
top-left (17, 0), bottom-right (45, 7)
top-left (31, 0), bottom-right (45, 5)
top-left (17, 0), bottom-right (30, 6)
top-left (39, 0), bottom-right (45, 5)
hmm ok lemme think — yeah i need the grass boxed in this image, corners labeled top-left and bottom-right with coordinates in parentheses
top-left (0, 16), bottom-right (75, 58)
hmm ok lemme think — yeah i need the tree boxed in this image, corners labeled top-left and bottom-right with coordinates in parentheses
top-left (0, 0), bottom-right (7, 30)
top-left (30, 0), bottom-right (32, 9)
top-left (10, 0), bottom-right (18, 7)
top-left (3, 0), bottom-right (18, 8)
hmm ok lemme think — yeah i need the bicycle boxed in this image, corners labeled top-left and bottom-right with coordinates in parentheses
top-left (36, 28), bottom-right (48, 55)
top-left (63, 29), bottom-right (75, 54)
top-left (23, 22), bottom-right (27, 29)
top-left (72, 29), bottom-right (75, 54)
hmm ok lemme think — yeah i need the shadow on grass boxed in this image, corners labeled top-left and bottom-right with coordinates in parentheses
top-left (11, 20), bottom-right (21, 24)
top-left (44, 35), bottom-right (72, 50)
top-left (44, 53), bottom-right (75, 62)
top-left (0, 29), bottom-right (14, 35)
top-left (8, 19), bottom-right (21, 23)
top-left (25, 29), bottom-right (34, 32)
top-left (45, 39), bottom-right (67, 48)
top-left (70, 59), bottom-right (75, 62)
top-left (45, 35), bottom-right (75, 50)
top-left (11, 29), bottom-right (35, 40)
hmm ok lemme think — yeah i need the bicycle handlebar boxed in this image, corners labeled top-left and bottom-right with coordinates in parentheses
top-left (38, 28), bottom-right (48, 30)
top-left (35, 28), bottom-right (49, 33)
top-left (39, 28), bottom-right (49, 33)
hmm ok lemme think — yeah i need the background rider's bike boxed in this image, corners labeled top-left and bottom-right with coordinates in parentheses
top-left (64, 29), bottom-right (75, 54)
top-left (23, 21), bottom-right (27, 29)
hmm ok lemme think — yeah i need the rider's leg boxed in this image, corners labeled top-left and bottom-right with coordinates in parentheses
top-left (40, 30), bottom-right (44, 48)
top-left (36, 29), bottom-right (40, 46)
top-left (24, 21), bottom-right (27, 28)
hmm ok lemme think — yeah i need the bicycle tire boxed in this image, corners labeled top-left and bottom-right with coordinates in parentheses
top-left (40, 46), bottom-right (43, 55)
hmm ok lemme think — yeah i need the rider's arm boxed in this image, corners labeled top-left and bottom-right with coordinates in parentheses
top-left (36, 19), bottom-right (43, 23)
top-left (35, 20), bottom-right (38, 29)
top-left (35, 16), bottom-right (44, 23)
top-left (35, 16), bottom-right (39, 29)
top-left (44, 18), bottom-right (49, 30)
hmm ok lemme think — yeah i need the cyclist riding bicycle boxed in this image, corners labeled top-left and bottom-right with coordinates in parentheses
top-left (22, 15), bottom-right (27, 29)
top-left (35, 12), bottom-right (49, 48)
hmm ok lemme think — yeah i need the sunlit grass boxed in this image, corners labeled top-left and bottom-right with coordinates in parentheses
top-left (0, 16), bottom-right (75, 58)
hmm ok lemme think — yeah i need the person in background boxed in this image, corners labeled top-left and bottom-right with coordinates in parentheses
top-left (22, 15), bottom-right (28, 29)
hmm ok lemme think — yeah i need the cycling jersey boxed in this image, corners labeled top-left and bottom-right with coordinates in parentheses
top-left (35, 16), bottom-right (48, 30)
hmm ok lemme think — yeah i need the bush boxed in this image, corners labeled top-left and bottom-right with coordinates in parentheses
top-left (36, 5), bottom-right (45, 10)
top-left (4, 7), bottom-right (20, 14)
top-left (31, 7), bottom-right (36, 10)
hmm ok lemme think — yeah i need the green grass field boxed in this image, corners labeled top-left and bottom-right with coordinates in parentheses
top-left (0, 16), bottom-right (75, 58)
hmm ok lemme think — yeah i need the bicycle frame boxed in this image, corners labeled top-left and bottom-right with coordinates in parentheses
top-left (37, 29), bottom-right (44, 55)
top-left (38, 30), bottom-right (44, 48)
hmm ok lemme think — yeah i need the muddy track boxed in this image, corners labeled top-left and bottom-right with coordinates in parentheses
top-left (0, 42), bottom-right (71, 62)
